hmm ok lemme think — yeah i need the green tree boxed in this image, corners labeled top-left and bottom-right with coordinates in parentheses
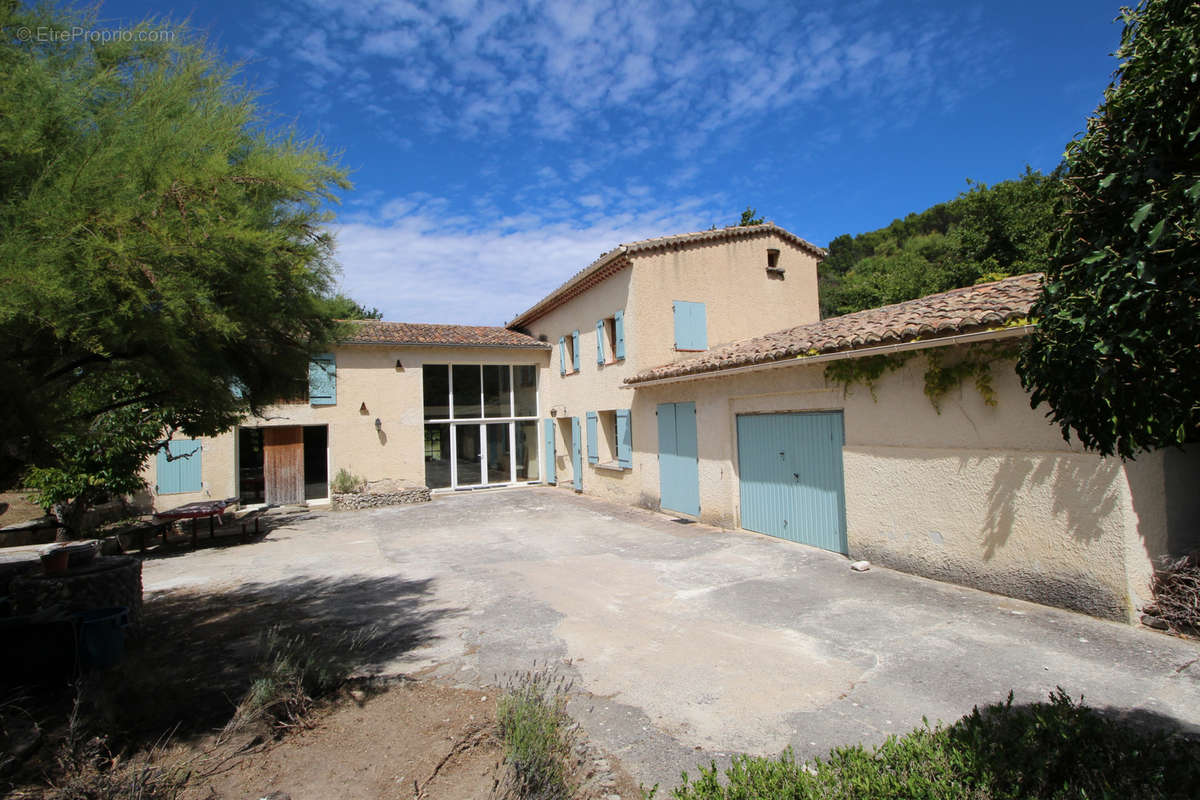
top-left (819, 169), bottom-right (1060, 317)
top-left (1018, 0), bottom-right (1200, 458)
top-left (738, 207), bottom-right (764, 226)
top-left (0, 4), bottom-right (350, 528)
top-left (323, 292), bottom-right (384, 320)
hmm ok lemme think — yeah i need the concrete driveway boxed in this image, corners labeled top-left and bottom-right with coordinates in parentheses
top-left (143, 487), bottom-right (1200, 789)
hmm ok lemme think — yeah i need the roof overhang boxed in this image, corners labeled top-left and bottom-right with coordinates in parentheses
top-left (621, 324), bottom-right (1035, 389)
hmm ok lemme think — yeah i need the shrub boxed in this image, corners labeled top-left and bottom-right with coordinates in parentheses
top-left (495, 666), bottom-right (579, 800)
top-left (330, 468), bottom-right (365, 494)
top-left (671, 690), bottom-right (1200, 799)
top-left (226, 625), bottom-right (379, 733)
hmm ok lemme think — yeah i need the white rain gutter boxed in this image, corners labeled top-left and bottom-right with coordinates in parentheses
top-left (620, 324), bottom-right (1036, 389)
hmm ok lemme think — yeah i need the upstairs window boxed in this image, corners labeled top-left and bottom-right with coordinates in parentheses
top-left (559, 330), bottom-right (580, 375)
top-left (673, 301), bottom-right (707, 352)
top-left (596, 312), bottom-right (626, 364)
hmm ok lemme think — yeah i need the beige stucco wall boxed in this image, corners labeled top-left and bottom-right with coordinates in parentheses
top-left (142, 344), bottom-right (549, 511)
top-left (630, 343), bottom-right (1198, 622)
top-left (522, 230), bottom-right (821, 504)
top-left (630, 231), bottom-right (821, 369)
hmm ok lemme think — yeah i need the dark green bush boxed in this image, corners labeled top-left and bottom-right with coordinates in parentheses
top-left (672, 690), bottom-right (1200, 799)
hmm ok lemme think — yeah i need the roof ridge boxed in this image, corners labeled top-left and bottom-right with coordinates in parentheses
top-left (507, 222), bottom-right (826, 328)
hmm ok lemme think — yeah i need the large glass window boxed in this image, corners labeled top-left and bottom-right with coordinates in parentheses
top-left (452, 365), bottom-right (482, 418)
top-left (486, 423), bottom-right (510, 484)
top-left (516, 421), bottom-right (539, 481)
top-left (514, 365), bottom-right (537, 417)
top-left (483, 365), bottom-right (511, 417)
top-left (423, 365), bottom-right (450, 420)
top-left (456, 424), bottom-right (482, 485)
top-left (424, 423), bottom-right (451, 489)
top-left (422, 363), bottom-right (539, 489)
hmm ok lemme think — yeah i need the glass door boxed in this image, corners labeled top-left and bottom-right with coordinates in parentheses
top-left (486, 423), bottom-right (512, 484)
top-left (423, 364), bottom-right (540, 490)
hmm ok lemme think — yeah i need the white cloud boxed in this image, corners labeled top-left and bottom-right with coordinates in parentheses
top-left (329, 197), bottom-right (715, 325)
top-left (262, 0), bottom-right (993, 158)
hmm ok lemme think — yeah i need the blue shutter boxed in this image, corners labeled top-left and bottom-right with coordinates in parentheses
top-left (616, 409), bottom-right (632, 468)
top-left (571, 417), bottom-right (583, 490)
top-left (586, 412), bottom-right (599, 463)
top-left (596, 320), bottom-right (605, 364)
top-left (571, 330), bottom-right (580, 372)
top-left (156, 439), bottom-right (202, 494)
top-left (308, 353), bottom-right (336, 405)
top-left (559, 337), bottom-right (566, 375)
top-left (673, 301), bottom-right (707, 351)
top-left (691, 302), bottom-right (707, 350)
top-left (614, 310), bottom-right (626, 360)
top-left (544, 419), bottom-right (556, 484)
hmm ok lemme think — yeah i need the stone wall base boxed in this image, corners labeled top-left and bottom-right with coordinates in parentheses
top-left (331, 487), bottom-right (432, 511)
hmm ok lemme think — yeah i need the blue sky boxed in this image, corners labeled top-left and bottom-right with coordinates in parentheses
top-left (93, 0), bottom-right (1123, 324)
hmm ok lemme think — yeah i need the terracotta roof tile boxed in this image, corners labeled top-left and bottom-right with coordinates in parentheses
top-left (508, 223), bottom-right (826, 328)
top-left (625, 273), bottom-right (1043, 385)
top-left (339, 320), bottom-right (549, 349)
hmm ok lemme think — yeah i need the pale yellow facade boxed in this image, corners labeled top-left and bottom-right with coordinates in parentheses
top-left (520, 228), bottom-right (821, 504)
top-left (139, 223), bottom-right (1199, 624)
top-left (629, 343), bottom-right (1200, 622)
top-left (142, 344), bottom-right (549, 510)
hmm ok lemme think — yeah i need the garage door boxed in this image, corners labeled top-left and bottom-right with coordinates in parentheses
top-left (737, 412), bottom-right (847, 554)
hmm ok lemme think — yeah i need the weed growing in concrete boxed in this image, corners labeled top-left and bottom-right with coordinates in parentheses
top-left (495, 665), bottom-right (579, 800)
top-left (671, 690), bottom-right (1200, 799)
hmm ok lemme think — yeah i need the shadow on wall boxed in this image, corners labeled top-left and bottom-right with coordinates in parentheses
top-left (975, 454), bottom-right (1121, 560)
top-left (1126, 446), bottom-right (1200, 561)
top-left (96, 573), bottom-right (458, 750)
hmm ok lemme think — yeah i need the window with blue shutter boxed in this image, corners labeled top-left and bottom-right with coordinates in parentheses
top-left (614, 310), bottom-right (626, 360)
top-left (156, 439), bottom-right (202, 494)
top-left (586, 412), bottom-right (599, 463)
top-left (559, 337), bottom-right (567, 375)
top-left (673, 301), bottom-right (707, 351)
top-left (616, 409), bottom-right (632, 468)
top-left (571, 330), bottom-right (581, 372)
top-left (308, 353), bottom-right (337, 405)
top-left (596, 320), bottom-right (605, 364)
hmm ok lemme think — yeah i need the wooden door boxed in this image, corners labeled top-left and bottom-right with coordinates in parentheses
top-left (263, 426), bottom-right (305, 505)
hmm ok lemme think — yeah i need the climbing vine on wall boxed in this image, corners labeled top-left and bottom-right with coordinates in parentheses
top-left (824, 340), bottom-right (1023, 412)
top-left (823, 353), bottom-right (914, 400)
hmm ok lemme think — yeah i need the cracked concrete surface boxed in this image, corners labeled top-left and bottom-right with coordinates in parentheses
top-left (142, 487), bottom-right (1200, 790)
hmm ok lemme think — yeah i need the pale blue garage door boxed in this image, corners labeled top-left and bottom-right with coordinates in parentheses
top-left (736, 412), bottom-right (847, 554)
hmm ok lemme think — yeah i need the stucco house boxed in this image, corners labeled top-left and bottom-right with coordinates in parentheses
top-left (143, 222), bottom-right (1198, 623)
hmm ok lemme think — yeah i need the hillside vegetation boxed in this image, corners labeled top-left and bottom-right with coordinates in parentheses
top-left (819, 168), bottom-right (1061, 317)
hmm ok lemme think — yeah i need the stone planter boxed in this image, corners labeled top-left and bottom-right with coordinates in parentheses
top-left (331, 485), bottom-right (431, 511)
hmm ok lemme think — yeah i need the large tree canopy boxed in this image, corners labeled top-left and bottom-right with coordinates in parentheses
top-left (1018, 0), bottom-right (1200, 458)
top-left (0, 4), bottom-right (351, 492)
top-left (819, 168), bottom-right (1061, 317)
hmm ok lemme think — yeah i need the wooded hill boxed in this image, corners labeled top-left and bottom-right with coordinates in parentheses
top-left (818, 167), bottom-right (1062, 317)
